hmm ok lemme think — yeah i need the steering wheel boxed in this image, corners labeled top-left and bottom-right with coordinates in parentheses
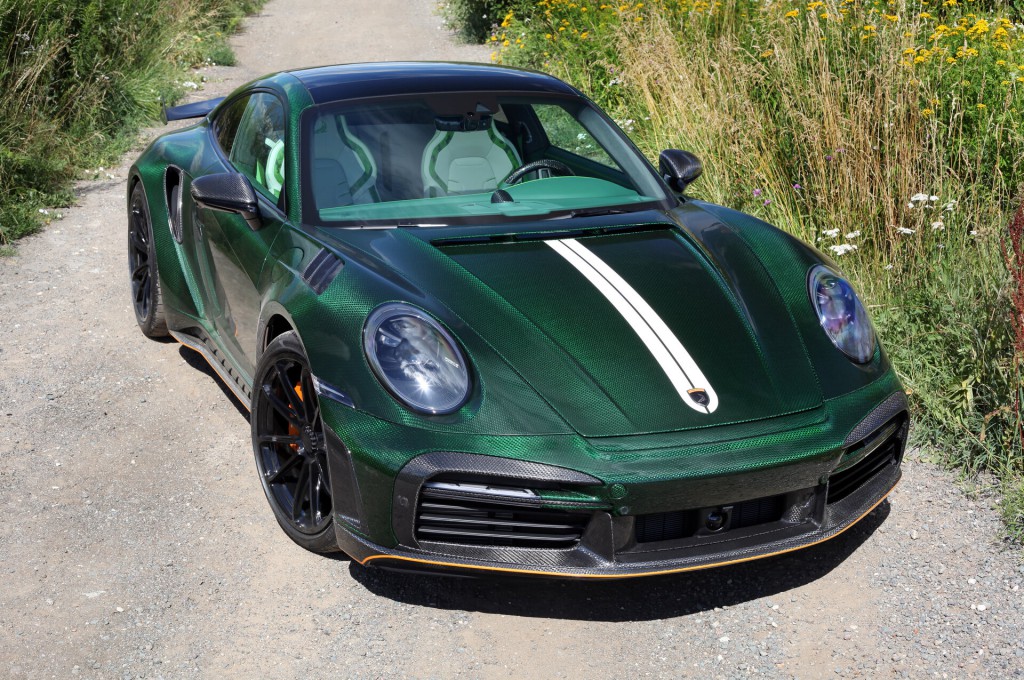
top-left (501, 159), bottom-right (575, 186)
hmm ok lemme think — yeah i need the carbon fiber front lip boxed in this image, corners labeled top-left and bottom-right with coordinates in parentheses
top-left (335, 462), bottom-right (900, 579)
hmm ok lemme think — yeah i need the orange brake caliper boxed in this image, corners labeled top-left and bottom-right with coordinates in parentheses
top-left (288, 383), bottom-right (304, 452)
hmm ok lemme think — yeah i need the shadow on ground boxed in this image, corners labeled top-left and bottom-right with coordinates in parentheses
top-left (349, 502), bottom-right (890, 622)
top-left (177, 345), bottom-right (250, 418)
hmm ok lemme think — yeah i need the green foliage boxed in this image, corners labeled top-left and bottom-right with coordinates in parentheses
top-left (1002, 475), bottom-right (1024, 543)
top-left (493, 0), bottom-right (1024, 536)
top-left (440, 0), bottom-right (523, 43)
top-left (0, 0), bottom-right (264, 248)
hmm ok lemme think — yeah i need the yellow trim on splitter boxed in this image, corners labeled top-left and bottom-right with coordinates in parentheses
top-left (359, 480), bottom-right (899, 579)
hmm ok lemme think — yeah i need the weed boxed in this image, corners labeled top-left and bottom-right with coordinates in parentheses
top-left (0, 0), bottom-right (264, 251)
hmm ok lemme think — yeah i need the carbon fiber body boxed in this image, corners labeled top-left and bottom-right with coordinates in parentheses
top-left (128, 62), bottom-right (910, 577)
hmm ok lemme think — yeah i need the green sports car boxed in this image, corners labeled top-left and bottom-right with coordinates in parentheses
top-left (127, 62), bottom-right (908, 578)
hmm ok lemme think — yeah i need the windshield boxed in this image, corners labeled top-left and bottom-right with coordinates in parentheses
top-left (300, 93), bottom-right (672, 226)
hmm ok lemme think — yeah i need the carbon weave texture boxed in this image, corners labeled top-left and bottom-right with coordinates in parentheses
top-left (843, 390), bottom-right (910, 447)
top-left (338, 456), bottom-right (901, 576)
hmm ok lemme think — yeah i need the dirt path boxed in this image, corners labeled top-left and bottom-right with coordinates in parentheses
top-left (1, 1), bottom-right (1022, 678)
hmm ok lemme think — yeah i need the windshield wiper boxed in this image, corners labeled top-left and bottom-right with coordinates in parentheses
top-left (568, 207), bottom-right (629, 218)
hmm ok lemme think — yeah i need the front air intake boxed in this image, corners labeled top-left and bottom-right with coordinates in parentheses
top-left (414, 482), bottom-right (591, 549)
top-left (828, 416), bottom-right (905, 504)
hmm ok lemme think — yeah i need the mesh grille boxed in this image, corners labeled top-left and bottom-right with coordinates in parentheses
top-left (415, 485), bottom-right (590, 549)
top-left (828, 421), bottom-right (902, 504)
top-left (635, 494), bottom-right (786, 543)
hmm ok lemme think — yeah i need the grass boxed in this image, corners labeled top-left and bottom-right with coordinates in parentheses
top-left (0, 0), bottom-right (264, 249)
top-left (448, 0), bottom-right (1024, 538)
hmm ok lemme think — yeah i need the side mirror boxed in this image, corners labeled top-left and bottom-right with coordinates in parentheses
top-left (191, 172), bottom-right (261, 230)
top-left (659, 149), bottom-right (702, 193)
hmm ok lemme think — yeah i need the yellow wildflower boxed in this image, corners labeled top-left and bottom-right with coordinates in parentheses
top-left (760, 49), bottom-right (774, 57)
top-left (785, 9), bottom-right (799, 17)
top-left (966, 19), bottom-right (989, 36)
top-left (921, 108), bottom-right (934, 117)
top-left (976, 103), bottom-right (986, 110)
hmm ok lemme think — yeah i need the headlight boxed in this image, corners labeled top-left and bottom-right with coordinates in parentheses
top-left (808, 265), bottom-right (876, 364)
top-left (363, 303), bottom-right (471, 414)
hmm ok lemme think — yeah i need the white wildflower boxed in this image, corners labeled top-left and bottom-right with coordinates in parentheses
top-left (182, 81), bottom-right (199, 90)
top-left (969, 230), bottom-right (978, 237)
top-left (829, 243), bottom-right (858, 256)
top-left (38, 208), bottom-right (49, 215)
top-left (929, 195), bottom-right (939, 202)
top-left (910, 192), bottom-right (929, 202)
top-left (822, 228), bottom-right (840, 238)
top-left (845, 230), bottom-right (861, 239)
top-left (907, 203), bottom-right (915, 209)
top-left (931, 221), bottom-right (944, 231)
top-left (897, 227), bottom-right (915, 235)
top-left (942, 200), bottom-right (957, 212)
top-left (885, 264), bottom-right (894, 270)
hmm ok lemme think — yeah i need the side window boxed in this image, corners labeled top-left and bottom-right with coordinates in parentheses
top-left (216, 92), bottom-right (287, 201)
top-left (215, 96), bottom-right (249, 153)
top-left (534, 104), bottom-right (617, 168)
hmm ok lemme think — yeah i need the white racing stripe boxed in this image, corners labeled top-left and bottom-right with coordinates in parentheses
top-left (546, 238), bottom-right (718, 414)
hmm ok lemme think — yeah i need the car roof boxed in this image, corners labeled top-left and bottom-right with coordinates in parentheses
top-left (287, 62), bottom-right (581, 104)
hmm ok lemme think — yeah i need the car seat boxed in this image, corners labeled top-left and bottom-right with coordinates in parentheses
top-left (312, 115), bottom-right (380, 208)
top-left (421, 116), bottom-right (521, 197)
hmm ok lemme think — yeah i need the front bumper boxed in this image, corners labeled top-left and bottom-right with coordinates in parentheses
top-left (332, 394), bottom-right (908, 579)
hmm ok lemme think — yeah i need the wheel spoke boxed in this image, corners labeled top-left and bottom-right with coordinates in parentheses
top-left (300, 369), bottom-right (317, 422)
top-left (274, 361), bottom-right (305, 420)
top-left (291, 462), bottom-right (310, 520)
top-left (131, 263), bottom-right (148, 283)
top-left (130, 222), bottom-right (148, 250)
top-left (265, 452), bottom-right (301, 484)
top-left (259, 434), bottom-right (300, 446)
top-left (308, 466), bottom-right (320, 521)
top-left (262, 384), bottom-right (302, 428)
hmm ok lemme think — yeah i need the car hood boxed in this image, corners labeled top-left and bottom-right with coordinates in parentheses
top-left (321, 209), bottom-right (824, 437)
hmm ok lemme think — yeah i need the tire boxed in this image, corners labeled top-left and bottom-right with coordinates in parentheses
top-left (127, 181), bottom-right (168, 337)
top-left (251, 331), bottom-right (339, 553)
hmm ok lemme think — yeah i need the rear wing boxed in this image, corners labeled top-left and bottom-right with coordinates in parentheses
top-left (162, 97), bottom-right (225, 124)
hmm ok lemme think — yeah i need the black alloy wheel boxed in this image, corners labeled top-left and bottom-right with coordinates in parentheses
top-left (252, 331), bottom-right (338, 553)
top-left (127, 182), bottom-right (168, 337)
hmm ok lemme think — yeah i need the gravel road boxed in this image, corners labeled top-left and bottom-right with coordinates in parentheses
top-left (1, 1), bottom-right (1022, 677)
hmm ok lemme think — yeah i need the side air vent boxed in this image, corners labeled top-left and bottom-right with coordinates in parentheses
top-left (828, 417), bottom-right (904, 504)
top-left (164, 166), bottom-right (184, 243)
top-left (301, 249), bottom-right (344, 295)
top-left (415, 482), bottom-right (591, 549)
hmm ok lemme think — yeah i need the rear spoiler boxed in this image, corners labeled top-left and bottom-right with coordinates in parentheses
top-left (162, 97), bottom-right (225, 124)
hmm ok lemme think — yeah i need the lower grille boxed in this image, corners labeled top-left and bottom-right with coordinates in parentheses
top-left (635, 494), bottom-right (786, 543)
top-left (634, 509), bottom-right (697, 543)
top-left (415, 484), bottom-right (590, 549)
top-left (828, 419), bottom-right (903, 504)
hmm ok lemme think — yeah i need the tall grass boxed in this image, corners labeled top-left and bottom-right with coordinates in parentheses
top-left (459, 0), bottom-right (1024, 534)
top-left (0, 0), bottom-right (263, 250)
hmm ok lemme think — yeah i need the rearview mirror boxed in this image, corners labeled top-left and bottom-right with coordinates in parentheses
top-left (191, 173), bottom-right (261, 230)
top-left (659, 149), bottom-right (702, 193)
